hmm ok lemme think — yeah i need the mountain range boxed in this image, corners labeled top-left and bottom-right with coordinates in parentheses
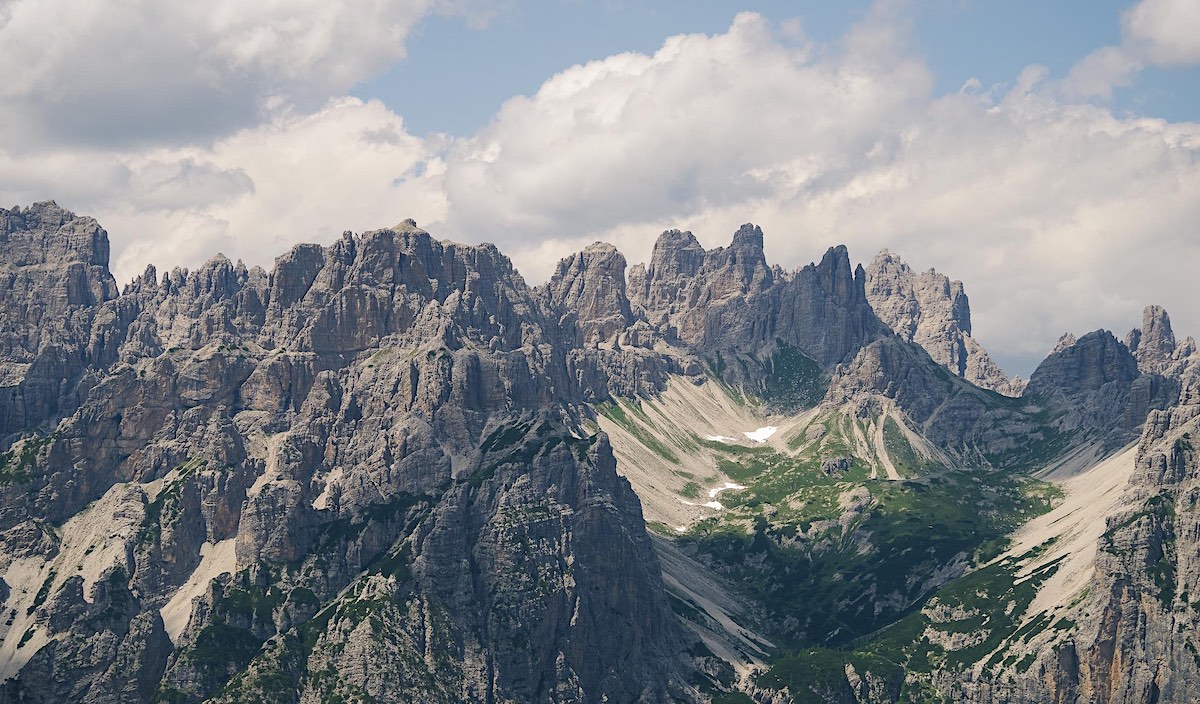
top-left (0, 201), bottom-right (1196, 703)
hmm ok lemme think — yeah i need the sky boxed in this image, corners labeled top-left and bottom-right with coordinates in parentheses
top-left (0, 0), bottom-right (1198, 377)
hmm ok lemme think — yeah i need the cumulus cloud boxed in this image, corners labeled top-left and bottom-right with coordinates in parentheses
top-left (421, 11), bottom-right (1200, 375)
top-left (0, 0), bottom-right (496, 147)
top-left (1124, 0), bottom-right (1200, 65)
top-left (0, 96), bottom-right (445, 281)
top-left (439, 10), bottom-right (931, 252)
top-left (101, 98), bottom-right (447, 280)
top-left (1063, 0), bottom-right (1200, 100)
top-left (1, 2), bottom-right (1198, 377)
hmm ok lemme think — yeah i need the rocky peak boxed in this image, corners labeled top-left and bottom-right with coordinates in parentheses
top-left (543, 242), bottom-right (634, 344)
top-left (633, 229), bottom-right (706, 313)
top-left (1026, 329), bottom-right (1138, 396)
top-left (863, 249), bottom-right (1018, 395)
top-left (1051, 332), bottom-right (1077, 354)
top-left (1, 201), bottom-right (111, 269)
top-left (1127, 304), bottom-right (1177, 375)
top-left (632, 225), bottom-right (775, 339)
top-left (0, 201), bottom-right (117, 303)
top-left (1024, 328), bottom-right (1177, 447)
top-left (703, 223), bottom-right (774, 298)
top-left (0, 203), bottom-right (127, 446)
top-left (730, 221), bottom-right (765, 252)
top-left (813, 245), bottom-right (859, 304)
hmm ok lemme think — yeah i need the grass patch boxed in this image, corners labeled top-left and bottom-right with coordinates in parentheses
top-left (597, 401), bottom-right (680, 464)
top-left (0, 432), bottom-right (58, 485)
top-left (678, 412), bottom-right (1062, 669)
top-left (759, 341), bottom-right (826, 413)
top-left (881, 417), bottom-right (940, 476)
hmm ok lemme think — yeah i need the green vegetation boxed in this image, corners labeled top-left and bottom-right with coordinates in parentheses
top-left (139, 456), bottom-right (209, 548)
top-left (149, 687), bottom-right (192, 704)
top-left (597, 401), bottom-right (680, 463)
top-left (981, 406), bottom-right (1071, 470)
top-left (16, 627), bottom-right (35, 649)
top-left (882, 417), bottom-right (941, 475)
top-left (188, 622), bottom-right (266, 669)
top-left (665, 403), bottom-right (1066, 701)
top-left (466, 419), bottom-right (599, 488)
top-left (759, 341), bottom-right (826, 413)
top-left (314, 491), bottom-right (429, 550)
top-left (0, 432), bottom-right (58, 485)
top-left (755, 548), bottom-right (1063, 700)
top-left (757, 648), bottom-right (902, 703)
top-left (1098, 490), bottom-right (1180, 606)
top-left (682, 431), bottom-right (1055, 650)
top-left (214, 572), bottom-right (288, 632)
top-left (26, 570), bottom-right (57, 616)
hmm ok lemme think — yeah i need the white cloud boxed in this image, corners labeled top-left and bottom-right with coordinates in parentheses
top-left (1124, 0), bottom-right (1200, 65)
top-left (1, 4), bottom-right (1198, 379)
top-left (1063, 0), bottom-right (1200, 100)
top-left (420, 11), bottom-right (1200, 375)
top-left (0, 0), bottom-right (497, 147)
top-left (102, 98), bottom-right (447, 281)
top-left (0, 97), bottom-right (445, 281)
top-left (439, 11), bottom-right (931, 250)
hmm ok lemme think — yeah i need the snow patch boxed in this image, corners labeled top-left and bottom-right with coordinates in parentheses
top-left (677, 498), bottom-right (726, 511)
top-left (160, 539), bottom-right (237, 642)
top-left (708, 482), bottom-right (746, 498)
top-left (705, 435), bottom-right (734, 443)
top-left (743, 426), bottom-right (778, 443)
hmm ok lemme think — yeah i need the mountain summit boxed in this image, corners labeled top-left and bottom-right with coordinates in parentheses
top-left (1, 203), bottom-right (1196, 704)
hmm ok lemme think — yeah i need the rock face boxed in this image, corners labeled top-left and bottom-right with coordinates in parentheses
top-left (0, 205), bottom-right (697, 703)
top-left (3, 202), bottom-right (1196, 704)
top-left (630, 225), bottom-right (886, 369)
top-left (541, 242), bottom-right (634, 345)
top-left (945, 366), bottom-right (1200, 704)
top-left (0, 202), bottom-right (121, 442)
top-left (1061, 376), bottom-right (1200, 703)
top-left (864, 250), bottom-right (1020, 396)
top-left (1127, 304), bottom-right (1194, 377)
top-left (825, 336), bottom-right (1054, 466)
top-left (1024, 329), bottom-right (1178, 449)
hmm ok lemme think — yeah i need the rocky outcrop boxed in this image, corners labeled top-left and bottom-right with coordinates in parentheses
top-left (1126, 304), bottom-right (1198, 378)
top-left (1024, 329), bottom-right (1178, 449)
top-left (864, 250), bottom-right (1019, 396)
top-left (204, 420), bottom-right (693, 703)
top-left (4, 201), bottom-right (1195, 704)
top-left (0, 202), bottom-right (121, 443)
top-left (945, 367), bottom-right (1200, 704)
top-left (626, 225), bottom-right (887, 409)
top-left (4, 568), bottom-right (170, 704)
top-left (0, 204), bottom-right (697, 703)
top-left (825, 336), bottom-right (1054, 466)
top-left (542, 242), bottom-right (634, 345)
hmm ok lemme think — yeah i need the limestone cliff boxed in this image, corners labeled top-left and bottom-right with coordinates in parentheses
top-left (0, 205), bottom-right (697, 704)
top-left (863, 249), bottom-right (1021, 396)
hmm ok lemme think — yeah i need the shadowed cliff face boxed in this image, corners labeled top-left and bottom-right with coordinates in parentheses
top-left (0, 203), bottom-right (698, 704)
top-left (625, 225), bottom-right (887, 369)
top-left (1023, 328), bottom-right (1179, 451)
